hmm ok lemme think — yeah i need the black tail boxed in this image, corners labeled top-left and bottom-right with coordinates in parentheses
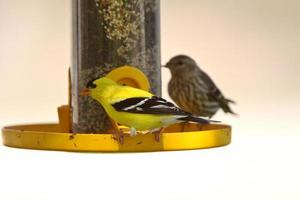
top-left (178, 115), bottom-right (220, 124)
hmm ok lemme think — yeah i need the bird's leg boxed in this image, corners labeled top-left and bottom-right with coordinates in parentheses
top-left (180, 122), bottom-right (188, 132)
top-left (112, 128), bottom-right (125, 144)
top-left (154, 132), bottom-right (160, 142)
top-left (197, 116), bottom-right (212, 131)
top-left (110, 119), bottom-right (125, 144)
top-left (197, 124), bottom-right (203, 131)
top-left (152, 128), bottom-right (164, 142)
top-left (118, 130), bottom-right (125, 144)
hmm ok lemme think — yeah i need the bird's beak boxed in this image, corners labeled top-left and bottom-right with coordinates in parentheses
top-left (80, 88), bottom-right (90, 96)
top-left (163, 62), bottom-right (170, 68)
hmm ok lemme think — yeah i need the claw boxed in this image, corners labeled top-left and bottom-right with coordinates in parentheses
top-left (154, 132), bottom-right (161, 142)
top-left (151, 128), bottom-right (164, 142)
top-left (112, 129), bottom-right (125, 144)
top-left (181, 122), bottom-right (188, 132)
top-left (110, 119), bottom-right (126, 144)
top-left (197, 124), bottom-right (204, 131)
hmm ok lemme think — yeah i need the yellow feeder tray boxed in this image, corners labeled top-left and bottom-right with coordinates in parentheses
top-left (1, 66), bottom-right (231, 152)
top-left (2, 123), bottom-right (230, 152)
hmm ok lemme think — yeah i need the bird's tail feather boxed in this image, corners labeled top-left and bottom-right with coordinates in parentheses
top-left (178, 116), bottom-right (219, 124)
top-left (225, 98), bottom-right (236, 104)
top-left (221, 99), bottom-right (237, 115)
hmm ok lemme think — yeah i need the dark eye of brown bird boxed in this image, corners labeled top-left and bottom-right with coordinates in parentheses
top-left (177, 61), bottom-right (183, 65)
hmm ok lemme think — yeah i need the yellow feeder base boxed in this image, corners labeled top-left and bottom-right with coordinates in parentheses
top-left (1, 123), bottom-right (231, 152)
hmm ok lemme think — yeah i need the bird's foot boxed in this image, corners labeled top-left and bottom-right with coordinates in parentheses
top-left (180, 122), bottom-right (188, 132)
top-left (112, 129), bottom-right (125, 144)
top-left (154, 132), bottom-right (160, 142)
top-left (151, 128), bottom-right (164, 142)
top-left (197, 124), bottom-right (203, 131)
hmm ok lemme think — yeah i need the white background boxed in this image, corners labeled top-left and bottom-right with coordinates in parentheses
top-left (1, 0), bottom-right (300, 199)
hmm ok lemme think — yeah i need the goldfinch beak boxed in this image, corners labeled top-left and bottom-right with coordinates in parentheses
top-left (80, 88), bottom-right (90, 96)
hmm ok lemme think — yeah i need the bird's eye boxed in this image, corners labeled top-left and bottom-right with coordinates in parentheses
top-left (177, 61), bottom-right (183, 65)
top-left (86, 80), bottom-right (96, 89)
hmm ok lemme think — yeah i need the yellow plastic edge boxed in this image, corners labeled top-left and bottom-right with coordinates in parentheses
top-left (106, 66), bottom-right (150, 91)
top-left (1, 123), bottom-right (231, 152)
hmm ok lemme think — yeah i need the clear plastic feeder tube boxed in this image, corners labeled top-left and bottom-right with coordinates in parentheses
top-left (72, 0), bottom-right (161, 133)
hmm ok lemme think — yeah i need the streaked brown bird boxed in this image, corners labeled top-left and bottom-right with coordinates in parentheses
top-left (164, 55), bottom-right (236, 118)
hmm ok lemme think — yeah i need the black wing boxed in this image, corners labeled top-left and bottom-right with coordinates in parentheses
top-left (112, 96), bottom-right (191, 115)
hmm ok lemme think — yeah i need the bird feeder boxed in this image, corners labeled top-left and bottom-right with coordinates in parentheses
top-left (1, 0), bottom-right (231, 152)
top-left (72, 0), bottom-right (161, 133)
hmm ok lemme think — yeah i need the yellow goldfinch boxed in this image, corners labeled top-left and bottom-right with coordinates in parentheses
top-left (81, 77), bottom-right (217, 142)
top-left (165, 55), bottom-right (236, 118)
